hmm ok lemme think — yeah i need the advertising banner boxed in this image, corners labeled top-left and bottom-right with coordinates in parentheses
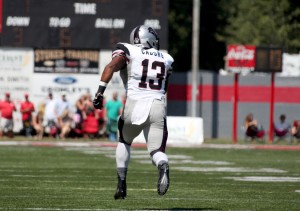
top-left (34, 49), bottom-right (99, 74)
top-left (31, 50), bottom-right (125, 108)
top-left (0, 48), bottom-right (33, 96)
top-left (226, 45), bottom-right (256, 73)
top-left (0, 48), bottom-right (34, 132)
top-left (31, 73), bottom-right (100, 109)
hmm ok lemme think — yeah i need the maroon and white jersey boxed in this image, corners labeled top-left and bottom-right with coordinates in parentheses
top-left (112, 42), bottom-right (174, 101)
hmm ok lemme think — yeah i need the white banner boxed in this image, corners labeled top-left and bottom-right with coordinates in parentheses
top-left (31, 52), bottom-right (125, 110)
top-left (31, 74), bottom-right (100, 110)
top-left (133, 116), bottom-right (204, 145)
top-left (0, 48), bottom-right (34, 98)
top-left (0, 48), bottom-right (34, 132)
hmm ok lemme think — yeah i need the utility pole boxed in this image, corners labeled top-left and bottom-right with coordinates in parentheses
top-left (191, 0), bottom-right (200, 117)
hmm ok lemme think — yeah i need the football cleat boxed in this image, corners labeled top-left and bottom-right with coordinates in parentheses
top-left (114, 177), bottom-right (127, 200)
top-left (157, 163), bottom-right (169, 195)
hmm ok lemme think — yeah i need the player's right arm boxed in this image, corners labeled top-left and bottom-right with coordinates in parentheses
top-left (93, 53), bottom-right (126, 110)
top-left (101, 56), bottom-right (126, 83)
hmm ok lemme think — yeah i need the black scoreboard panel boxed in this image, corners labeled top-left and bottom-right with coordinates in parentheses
top-left (255, 47), bottom-right (283, 73)
top-left (1, 0), bottom-right (168, 49)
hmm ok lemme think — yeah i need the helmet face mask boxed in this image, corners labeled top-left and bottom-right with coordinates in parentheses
top-left (130, 25), bottom-right (160, 50)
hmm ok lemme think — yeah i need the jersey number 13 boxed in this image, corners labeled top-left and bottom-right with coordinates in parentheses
top-left (138, 59), bottom-right (165, 90)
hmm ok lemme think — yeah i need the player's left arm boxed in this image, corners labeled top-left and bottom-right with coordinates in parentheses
top-left (164, 59), bottom-right (174, 94)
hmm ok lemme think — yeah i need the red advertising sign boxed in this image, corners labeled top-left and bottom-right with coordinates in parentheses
top-left (226, 45), bottom-right (256, 73)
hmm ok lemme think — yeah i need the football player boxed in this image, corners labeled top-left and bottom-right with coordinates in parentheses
top-left (93, 25), bottom-right (174, 199)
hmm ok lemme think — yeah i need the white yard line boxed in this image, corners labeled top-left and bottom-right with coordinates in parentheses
top-left (174, 167), bottom-right (287, 173)
top-left (225, 176), bottom-right (300, 182)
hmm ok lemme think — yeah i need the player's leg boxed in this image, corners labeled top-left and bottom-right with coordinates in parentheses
top-left (114, 101), bottom-right (144, 199)
top-left (114, 132), bottom-right (130, 200)
top-left (144, 99), bottom-right (169, 196)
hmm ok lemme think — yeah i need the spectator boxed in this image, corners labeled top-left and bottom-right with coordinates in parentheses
top-left (0, 92), bottom-right (16, 138)
top-left (75, 94), bottom-right (86, 125)
top-left (57, 92), bottom-right (73, 117)
top-left (57, 109), bottom-right (73, 140)
top-left (56, 93), bottom-right (73, 140)
top-left (291, 120), bottom-right (300, 139)
top-left (95, 103), bottom-right (106, 137)
top-left (84, 93), bottom-right (94, 112)
top-left (274, 114), bottom-right (291, 138)
top-left (32, 110), bottom-right (44, 140)
top-left (71, 94), bottom-right (87, 137)
top-left (82, 107), bottom-right (99, 139)
top-left (104, 92), bottom-right (123, 141)
top-left (44, 93), bottom-right (59, 138)
top-left (244, 113), bottom-right (265, 139)
top-left (20, 93), bottom-right (35, 137)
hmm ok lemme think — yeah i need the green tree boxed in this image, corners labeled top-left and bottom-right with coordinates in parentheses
top-left (217, 0), bottom-right (300, 53)
top-left (168, 0), bottom-right (225, 72)
top-left (168, 0), bottom-right (193, 71)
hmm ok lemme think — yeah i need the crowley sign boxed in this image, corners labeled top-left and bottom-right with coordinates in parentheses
top-left (226, 45), bottom-right (256, 73)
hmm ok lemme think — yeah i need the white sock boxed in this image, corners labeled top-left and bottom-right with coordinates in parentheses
top-left (116, 142), bottom-right (131, 168)
top-left (152, 151), bottom-right (168, 167)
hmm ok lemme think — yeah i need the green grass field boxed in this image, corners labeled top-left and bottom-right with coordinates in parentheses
top-left (0, 141), bottom-right (299, 210)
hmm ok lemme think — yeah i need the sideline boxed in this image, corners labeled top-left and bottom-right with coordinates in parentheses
top-left (0, 140), bottom-right (300, 151)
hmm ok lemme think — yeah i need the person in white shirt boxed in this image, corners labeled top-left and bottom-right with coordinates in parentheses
top-left (56, 93), bottom-right (73, 140)
top-left (93, 25), bottom-right (174, 199)
top-left (274, 114), bottom-right (291, 138)
top-left (44, 93), bottom-right (58, 125)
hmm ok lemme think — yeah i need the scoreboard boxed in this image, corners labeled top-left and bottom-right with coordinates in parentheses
top-left (0, 0), bottom-right (168, 49)
top-left (255, 47), bottom-right (283, 73)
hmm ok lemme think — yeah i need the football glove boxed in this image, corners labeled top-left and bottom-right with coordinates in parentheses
top-left (93, 92), bottom-right (104, 110)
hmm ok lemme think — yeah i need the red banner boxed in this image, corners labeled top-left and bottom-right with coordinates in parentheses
top-left (226, 45), bottom-right (256, 72)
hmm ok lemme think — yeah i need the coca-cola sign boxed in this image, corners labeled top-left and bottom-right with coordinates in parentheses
top-left (226, 45), bottom-right (256, 73)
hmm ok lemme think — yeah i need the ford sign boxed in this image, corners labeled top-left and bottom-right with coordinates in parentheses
top-left (54, 76), bottom-right (77, 85)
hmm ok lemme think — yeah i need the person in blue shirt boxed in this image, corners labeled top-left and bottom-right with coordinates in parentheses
top-left (105, 92), bottom-right (123, 141)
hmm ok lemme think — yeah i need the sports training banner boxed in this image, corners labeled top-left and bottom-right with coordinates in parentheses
top-left (34, 49), bottom-right (99, 74)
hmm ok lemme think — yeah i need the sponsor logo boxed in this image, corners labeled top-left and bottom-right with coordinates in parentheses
top-left (227, 45), bottom-right (255, 60)
top-left (43, 60), bottom-right (55, 67)
top-left (80, 60), bottom-right (90, 67)
top-left (66, 61), bottom-right (79, 67)
top-left (54, 76), bottom-right (77, 85)
top-left (55, 60), bottom-right (66, 67)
